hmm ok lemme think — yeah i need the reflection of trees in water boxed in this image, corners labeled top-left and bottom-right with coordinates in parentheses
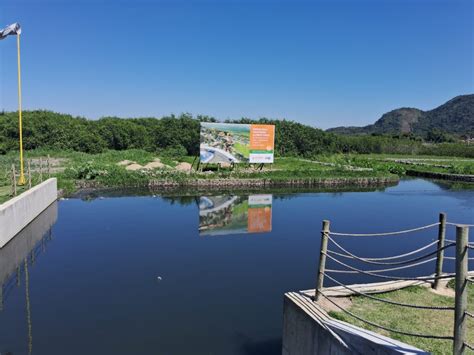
top-left (160, 195), bottom-right (197, 206)
top-left (420, 179), bottom-right (474, 209)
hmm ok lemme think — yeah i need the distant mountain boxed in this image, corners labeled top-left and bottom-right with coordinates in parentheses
top-left (328, 95), bottom-right (474, 138)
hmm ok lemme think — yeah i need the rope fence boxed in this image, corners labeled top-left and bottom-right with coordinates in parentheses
top-left (329, 222), bottom-right (440, 237)
top-left (323, 273), bottom-right (454, 310)
top-left (446, 222), bottom-right (474, 228)
top-left (325, 253), bottom-right (454, 281)
top-left (327, 237), bottom-right (452, 266)
top-left (326, 255), bottom-right (439, 275)
top-left (313, 213), bottom-right (473, 355)
top-left (319, 292), bottom-right (454, 340)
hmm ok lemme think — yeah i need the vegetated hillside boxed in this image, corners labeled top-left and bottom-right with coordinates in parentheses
top-left (1, 109), bottom-right (474, 158)
top-left (328, 94), bottom-right (474, 139)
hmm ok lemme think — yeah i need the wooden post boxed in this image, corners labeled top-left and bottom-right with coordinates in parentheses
top-left (453, 225), bottom-right (468, 355)
top-left (433, 212), bottom-right (446, 289)
top-left (11, 164), bottom-right (17, 196)
top-left (27, 159), bottom-right (32, 189)
top-left (315, 220), bottom-right (330, 301)
top-left (39, 157), bottom-right (43, 182)
top-left (47, 154), bottom-right (51, 177)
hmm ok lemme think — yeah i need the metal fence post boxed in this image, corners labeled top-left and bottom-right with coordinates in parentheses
top-left (433, 212), bottom-right (446, 289)
top-left (315, 220), bottom-right (330, 301)
top-left (453, 225), bottom-right (468, 355)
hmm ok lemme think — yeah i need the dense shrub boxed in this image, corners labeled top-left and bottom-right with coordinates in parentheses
top-left (0, 110), bottom-right (471, 158)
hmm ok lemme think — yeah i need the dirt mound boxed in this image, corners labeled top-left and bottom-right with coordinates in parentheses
top-left (143, 161), bottom-right (165, 169)
top-left (117, 160), bottom-right (135, 166)
top-left (175, 162), bottom-right (192, 172)
top-left (125, 163), bottom-right (143, 171)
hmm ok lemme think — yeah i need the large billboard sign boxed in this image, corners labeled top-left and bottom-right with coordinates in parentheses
top-left (199, 194), bottom-right (273, 236)
top-left (200, 122), bottom-right (275, 164)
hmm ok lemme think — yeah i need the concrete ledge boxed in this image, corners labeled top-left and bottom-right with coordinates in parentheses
top-left (0, 178), bottom-right (57, 248)
top-left (283, 292), bottom-right (352, 355)
top-left (283, 292), bottom-right (428, 355)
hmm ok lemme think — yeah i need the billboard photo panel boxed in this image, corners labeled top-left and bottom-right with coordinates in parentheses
top-left (200, 122), bottom-right (274, 164)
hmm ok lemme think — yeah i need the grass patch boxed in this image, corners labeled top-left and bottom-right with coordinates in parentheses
top-left (328, 284), bottom-right (474, 354)
top-left (4, 150), bottom-right (472, 200)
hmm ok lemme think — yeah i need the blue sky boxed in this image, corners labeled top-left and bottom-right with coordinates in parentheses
top-left (0, 0), bottom-right (472, 129)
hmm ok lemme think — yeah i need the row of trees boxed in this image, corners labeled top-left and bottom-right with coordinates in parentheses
top-left (0, 110), bottom-right (472, 157)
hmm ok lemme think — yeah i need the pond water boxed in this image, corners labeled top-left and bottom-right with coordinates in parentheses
top-left (0, 178), bottom-right (473, 355)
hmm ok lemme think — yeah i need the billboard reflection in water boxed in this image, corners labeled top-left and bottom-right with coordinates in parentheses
top-left (199, 195), bottom-right (272, 236)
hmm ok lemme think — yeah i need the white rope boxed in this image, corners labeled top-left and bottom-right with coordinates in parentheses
top-left (446, 222), bottom-right (474, 227)
top-left (327, 236), bottom-right (442, 264)
top-left (326, 256), bottom-right (437, 274)
top-left (324, 253), bottom-right (455, 281)
top-left (318, 292), bottom-right (453, 340)
top-left (329, 222), bottom-right (440, 237)
top-left (323, 273), bottom-right (454, 310)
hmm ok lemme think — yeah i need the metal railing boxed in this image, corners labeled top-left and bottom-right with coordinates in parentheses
top-left (8, 156), bottom-right (51, 198)
top-left (314, 213), bottom-right (473, 355)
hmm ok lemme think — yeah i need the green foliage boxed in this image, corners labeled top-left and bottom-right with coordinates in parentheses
top-left (0, 110), bottom-right (473, 159)
top-left (73, 162), bottom-right (108, 180)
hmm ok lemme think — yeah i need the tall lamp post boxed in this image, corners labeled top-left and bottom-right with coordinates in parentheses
top-left (1, 23), bottom-right (25, 185)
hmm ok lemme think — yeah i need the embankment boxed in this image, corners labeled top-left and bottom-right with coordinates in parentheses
top-left (0, 178), bottom-right (57, 248)
top-left (76, 176), bottom-right (399, 191)
top-left (406, 170), bottom-right (474, 182)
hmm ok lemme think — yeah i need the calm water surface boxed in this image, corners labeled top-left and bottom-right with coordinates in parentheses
top-left (0, 178), bottom-right (473, 355)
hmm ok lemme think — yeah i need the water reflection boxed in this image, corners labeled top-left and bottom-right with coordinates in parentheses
top-left (0, 202), bottom-right (57, 355)
top-left (199, 194), bottom-right (272, 236)
top-left (0, 179), bottom-right (472, 355)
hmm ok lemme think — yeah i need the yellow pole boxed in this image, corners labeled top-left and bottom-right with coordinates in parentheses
top-left (17, 33), bottom-right (26, 185)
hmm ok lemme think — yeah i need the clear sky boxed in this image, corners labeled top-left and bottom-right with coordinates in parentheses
top-left (0, 0), bottom-right (472, 129)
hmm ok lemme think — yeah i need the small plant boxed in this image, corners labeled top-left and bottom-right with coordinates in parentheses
top-left (386, 164), bottom-right (406, 175)
top-left (75, 161), bottom-right (108, 180)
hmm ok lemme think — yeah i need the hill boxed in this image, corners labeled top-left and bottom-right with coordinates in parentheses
top-left (328, 94), bottom-right (474, 138)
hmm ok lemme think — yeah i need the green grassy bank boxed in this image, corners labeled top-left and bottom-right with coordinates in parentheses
top-left (328, 282), bottom-right (474, 355)
top-left (1, 149), bottom-right (473, 202)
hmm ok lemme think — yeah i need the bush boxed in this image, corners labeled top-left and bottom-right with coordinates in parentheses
top-left (74, 162), bottom-right (108, 180)
top-left (0, 110), bottom-right (472, 158)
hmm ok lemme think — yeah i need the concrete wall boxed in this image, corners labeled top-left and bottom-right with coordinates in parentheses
top-left (283, 292), bottom-right (429, 355)
top-left (0, 178), bottom-right (57, 248)
top-left (283, 292), bottom-right (353, 355)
